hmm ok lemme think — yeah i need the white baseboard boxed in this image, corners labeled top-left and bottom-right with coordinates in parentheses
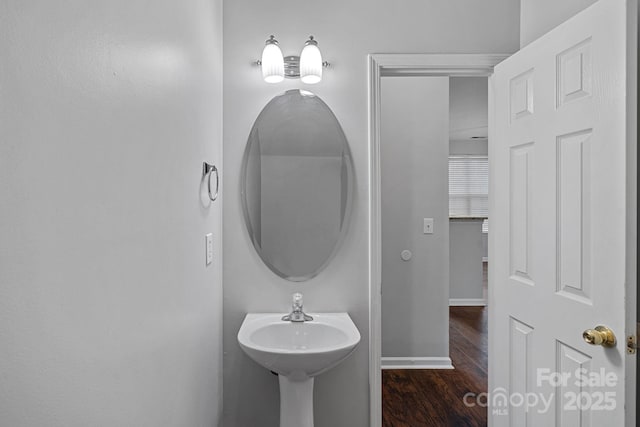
top-left (381, 357), bottom-right (454, 370)
top-left (482, 257), bottom-right (488, 262)
top-left (449, 298), bottom-right (487, 306)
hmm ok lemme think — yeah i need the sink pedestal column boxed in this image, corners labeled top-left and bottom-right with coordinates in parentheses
top-left (278, 375), bottom-right (314, 427)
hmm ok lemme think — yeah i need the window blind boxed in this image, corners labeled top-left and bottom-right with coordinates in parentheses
top-left (449, 155), bottom-right (488, 217)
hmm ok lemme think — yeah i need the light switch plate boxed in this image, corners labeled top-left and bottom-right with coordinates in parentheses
top-left (423, 218), bottom-right (434, 234)
top-left (205, 233), bottom-right (213, 265)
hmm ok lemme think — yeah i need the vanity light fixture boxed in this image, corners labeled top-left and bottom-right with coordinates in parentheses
top-left (261, 35), bottom-right (285, 83)
top-left (300, 36), bottom-right (323, 84)
top-left (257, 35), bottom-right (329, 84)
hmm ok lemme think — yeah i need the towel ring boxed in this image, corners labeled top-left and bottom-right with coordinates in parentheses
top-left (203, 162), bottom-right (219, 202)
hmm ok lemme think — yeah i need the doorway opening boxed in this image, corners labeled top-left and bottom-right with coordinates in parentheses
top-left (376, 69), bottom-right (493, 424)
top-left (368, 54), bottom-right (508, 426)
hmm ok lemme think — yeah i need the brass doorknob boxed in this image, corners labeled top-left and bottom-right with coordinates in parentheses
top-left (583, 325), bottom-right (616, 347)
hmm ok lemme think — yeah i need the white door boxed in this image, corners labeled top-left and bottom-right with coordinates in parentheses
top-left (489, 0), bottom-right (637, 426)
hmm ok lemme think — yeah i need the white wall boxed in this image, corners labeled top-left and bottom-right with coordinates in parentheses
top-left (450, 76), bottom-right (489, 140)
top-left (450, 140), bottom-right (489, 155)
top-left (260, 154), bottom-right (343, 277)
top-left (380, 77), bottom-right (450, 360)
top-left (0, 1), bottom-right (223, 426)
top-left (223, 1), bottom-right (520, 425)
top-left (520, 0), bottom-right (596, 46)
top-left (449, 219), bottom-right (485, 300)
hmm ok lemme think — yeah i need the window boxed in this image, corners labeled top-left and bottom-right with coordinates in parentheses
top-left (449, 155), bottom-right (488, 218)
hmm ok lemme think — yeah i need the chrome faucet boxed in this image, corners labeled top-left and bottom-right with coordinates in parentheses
top-left (282, 292), bottom-right (313, 322)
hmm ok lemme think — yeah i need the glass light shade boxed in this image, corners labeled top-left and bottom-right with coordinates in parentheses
top-left (261, 42), bottom-right (284, 83)
top-left (300, 42), bottom-right (322, 84)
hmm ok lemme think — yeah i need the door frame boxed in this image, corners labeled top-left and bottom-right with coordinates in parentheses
top-left (367, 53), bottom-right (510, 426)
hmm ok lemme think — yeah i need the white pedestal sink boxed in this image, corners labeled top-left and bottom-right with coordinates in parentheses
top-left (237, 313), bottom-right (360, 427)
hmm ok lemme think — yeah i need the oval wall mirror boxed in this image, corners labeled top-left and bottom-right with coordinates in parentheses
top-left (241, 89), bottom-right (353, 281)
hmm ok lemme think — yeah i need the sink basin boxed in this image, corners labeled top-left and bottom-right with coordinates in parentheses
top-left (237, 312), bottom-right (360, 427)
top-left (237, 312), bottom-right (360, 379)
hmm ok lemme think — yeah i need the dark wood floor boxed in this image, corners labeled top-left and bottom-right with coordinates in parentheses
top-left (382, 306), bottom-right (488, 427)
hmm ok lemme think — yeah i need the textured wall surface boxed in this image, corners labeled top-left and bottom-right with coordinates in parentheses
top-left (0, 1), bottom-right (223, 425)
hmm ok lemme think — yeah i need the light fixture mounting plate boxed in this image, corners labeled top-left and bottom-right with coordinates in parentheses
top-left (284, 55), bottom-right (301, 78)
